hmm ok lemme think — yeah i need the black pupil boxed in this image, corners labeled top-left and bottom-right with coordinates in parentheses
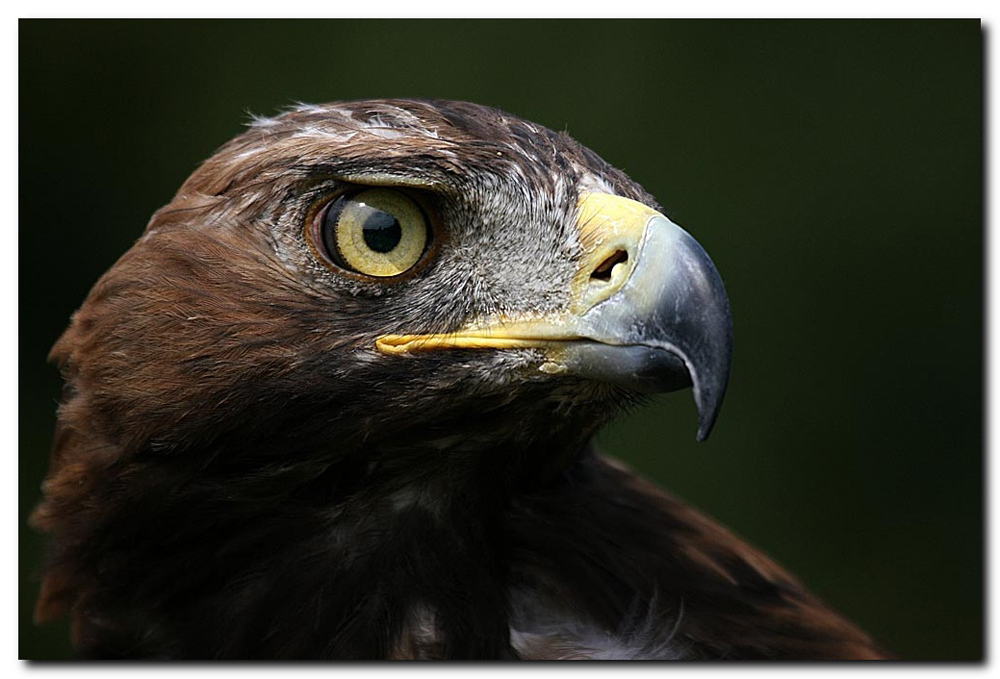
top-left (362, 211), bottom-right (402, 253)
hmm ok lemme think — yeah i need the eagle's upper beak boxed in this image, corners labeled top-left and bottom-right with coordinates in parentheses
top-left (377, 193), bottom-right (733, 440)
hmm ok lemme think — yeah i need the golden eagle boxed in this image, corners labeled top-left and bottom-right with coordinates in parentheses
top-left (32, 99), bottom-right (886, 659)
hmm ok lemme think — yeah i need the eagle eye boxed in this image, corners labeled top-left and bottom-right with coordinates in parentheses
top-left (312, 188), bottom-right (430, 278)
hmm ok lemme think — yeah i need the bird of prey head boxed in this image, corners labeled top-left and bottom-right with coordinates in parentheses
top-left (32, 99), bottom-right (885, 659)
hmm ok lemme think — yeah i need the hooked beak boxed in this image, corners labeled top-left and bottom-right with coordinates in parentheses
top-left (377, 193), bottom-right (733, 440)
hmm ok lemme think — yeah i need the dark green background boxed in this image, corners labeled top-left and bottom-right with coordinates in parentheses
top-left (19, 20), bottom-right (982, 660)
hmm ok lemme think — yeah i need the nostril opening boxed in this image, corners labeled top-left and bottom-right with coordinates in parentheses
top-left (591, 249), bottom-right (628, 281)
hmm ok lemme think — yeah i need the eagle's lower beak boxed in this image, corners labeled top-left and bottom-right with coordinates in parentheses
top-left (377, 193), bottom-right (733, 440)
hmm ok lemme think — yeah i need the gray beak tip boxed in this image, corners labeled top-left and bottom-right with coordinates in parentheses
top-left (695, 392), bottom-right (724, 441)
top-left (693, 368), bottom-right (729, 441)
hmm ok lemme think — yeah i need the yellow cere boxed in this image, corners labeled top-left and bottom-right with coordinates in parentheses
top-left (334, 188), bottom-right (428, 277)
top-left (570, 193), bottom-right (657, 314)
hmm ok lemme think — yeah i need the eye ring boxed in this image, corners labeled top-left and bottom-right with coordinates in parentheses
top-left (307, 187), bottom-right (439, 282)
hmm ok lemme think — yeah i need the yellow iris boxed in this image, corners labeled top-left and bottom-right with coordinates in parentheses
top-left (328, 188), bottom-right (428, 277)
